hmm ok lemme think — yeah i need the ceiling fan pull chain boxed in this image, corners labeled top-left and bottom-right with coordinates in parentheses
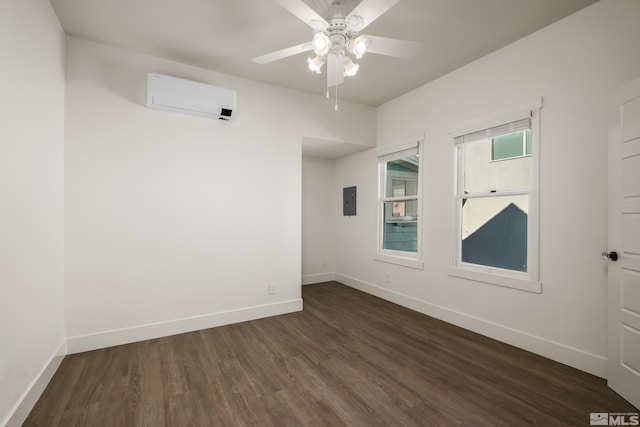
top-left (326, 72), bottom-right (330, 99)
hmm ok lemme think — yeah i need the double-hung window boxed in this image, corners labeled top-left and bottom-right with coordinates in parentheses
top-left (451, 99), bottom-right (542, 293)
top-left (377, 137), bottom-right (423, 269)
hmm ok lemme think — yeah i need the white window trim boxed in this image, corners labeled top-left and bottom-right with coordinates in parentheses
top-left (375, 134), bottom-right (425, 270)
top-left (449, 99), bottom-right (542, 293)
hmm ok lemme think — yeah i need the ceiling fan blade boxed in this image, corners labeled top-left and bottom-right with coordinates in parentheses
top-left (346, 0), bottom-right (400, 30)
top-left (274, 0), bottom-right (328, 30)
top-left (327, 55), bottom-right (345, 88)
top-left (365, 35), bottom-right (422, 59)
top-left (252, 42), bottom-right (313, 64)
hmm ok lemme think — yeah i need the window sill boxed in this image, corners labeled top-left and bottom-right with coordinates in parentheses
top-left (375, 254), bottom-right (424, 270)
top-left (448, 267), bottom-right (541, 293)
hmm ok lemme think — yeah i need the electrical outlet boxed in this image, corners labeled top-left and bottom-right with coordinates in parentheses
top-left (322, 259), bottom-right (327, 268)
top-left (268, 283), bottom-right (276, 295)
top-left (385, 272), bottom-right (390, 284)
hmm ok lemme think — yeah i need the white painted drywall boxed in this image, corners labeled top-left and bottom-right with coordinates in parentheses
top-left (63, 37), bottom-right (375, 348)
top-left (333, 0), bottom-right (640, 377)
top-left (0, 0), bottom-right (66, 424)
top-left (302, 156), bottom-right (336, 284)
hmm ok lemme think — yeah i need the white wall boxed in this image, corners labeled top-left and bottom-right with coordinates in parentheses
top-left (302, 156), bottom-right (336, 284)
top-left (64, 37), bottom-right (376, 352)
top-left (3, 2), bottom-right (633, 423)
top-left (333, 0), bottom-right (640, 377)
top-left (0, 1), bottom-right (66, 425)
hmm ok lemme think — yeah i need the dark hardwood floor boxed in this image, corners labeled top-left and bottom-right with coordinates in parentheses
top-left (25, 282), bottom-right (636, 426)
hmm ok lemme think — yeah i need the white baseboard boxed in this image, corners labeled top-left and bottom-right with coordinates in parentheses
top-left (302, 272), bottom-right (335, 285)
top-left (2, 300), bottom-right (303, 426)
top-left (2, 340), bottom-right (66, 427)
top-left (335, 273), bottom-right (607, 378)
top-left (66, 299), bottom-right (303, 354)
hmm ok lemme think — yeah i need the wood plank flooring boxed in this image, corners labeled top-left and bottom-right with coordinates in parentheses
top-left (24, 282), bottom-right (636, 426)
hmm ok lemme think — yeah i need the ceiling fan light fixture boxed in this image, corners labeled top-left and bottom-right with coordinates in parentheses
top-left (343, 57), bottom-right (359, 77)
top-left (252, 0), bottom-right (423, 110)
top-left (348, 35), bottom-right (368, 59)
top-left (312, 32), bottom-right (330, 56)
top-left (307, 55), bottom-right (325, 74)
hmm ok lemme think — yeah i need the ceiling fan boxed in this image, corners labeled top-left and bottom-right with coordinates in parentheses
top-left (252, 0), bottom-right (422, 94)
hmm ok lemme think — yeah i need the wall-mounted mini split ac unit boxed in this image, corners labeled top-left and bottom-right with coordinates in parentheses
top-left (146, 72), bottom-right (236, 121)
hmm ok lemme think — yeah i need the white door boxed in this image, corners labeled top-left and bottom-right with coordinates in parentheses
top-left (607, 76), bottom-right (640, 410)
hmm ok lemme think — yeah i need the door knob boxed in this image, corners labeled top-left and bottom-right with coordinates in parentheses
top-left (602, 251), bottom-right (618, 261)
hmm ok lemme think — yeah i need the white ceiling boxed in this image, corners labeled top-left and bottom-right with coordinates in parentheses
top-left (50, 0), bottom-right (598, 107)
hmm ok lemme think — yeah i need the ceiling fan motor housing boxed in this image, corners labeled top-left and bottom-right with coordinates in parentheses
top-left (323, 18), bottom-right (362, 58)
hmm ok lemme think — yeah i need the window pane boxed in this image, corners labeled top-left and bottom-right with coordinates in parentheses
top-left (461, 195), bottom-right (528, 272)
top-left (464, 136), bottom-right (531, 194)
top-left (392, 179), bottom-right (406, 196)
top-left (406, 180), bottom-right (418, 195)
top-left (385, 200), bottom-right (417, 219)
top-left (386, 156), bottom-right (418, 197)
top-left (525, 129), bottom-right (532, 155)
top-left (384, 201), bottom-right (418, 252)
top-left (393, 201), bottom-right (405, 217)
top-left (491, 132), bottom-right (524, 160)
